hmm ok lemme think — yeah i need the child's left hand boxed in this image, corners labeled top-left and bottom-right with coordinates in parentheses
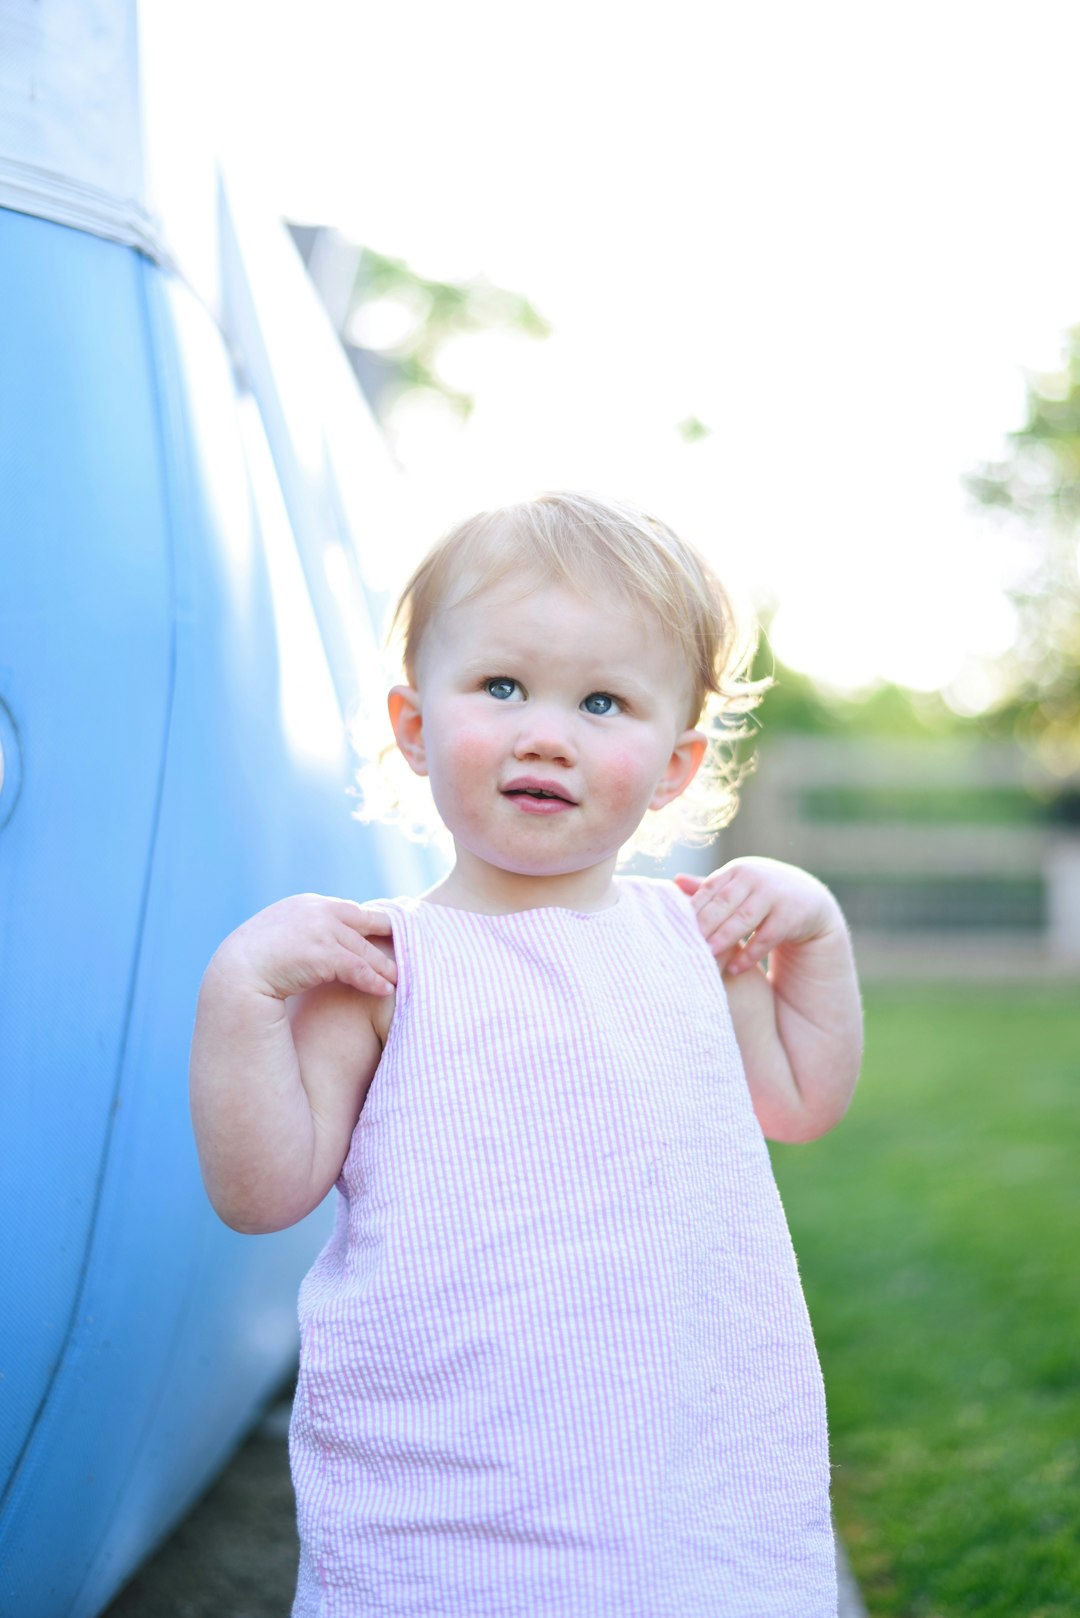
top-left (675, 857), bottom-right (844, 977)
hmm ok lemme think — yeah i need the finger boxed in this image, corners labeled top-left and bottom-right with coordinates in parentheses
top-left (697, 896), bottom-right (767, 956)
top-left (673, 873), bottom-right (702, 897)
top-left (724, 941), bottom-right (761, 976)
top-left (712, 942), bottom-right (741, 973)
top-left (693, 882), bottom-right (750, 923)
top-left (336, 903), bottom-right (394, 936)
top-left (336, 945), bottom-right (397, 996)
top-left (727, 921), bottom-right (781, 972)
top-left (336, 925), bottom-right (398, 984)
top-left (689, 872), bottom-right (747, 917)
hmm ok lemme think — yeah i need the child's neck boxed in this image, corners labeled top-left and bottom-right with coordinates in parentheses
top-left (423, 854), bottom-right (620, 916)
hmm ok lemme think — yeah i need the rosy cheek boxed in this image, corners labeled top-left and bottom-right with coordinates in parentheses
top-left (430, 721), bottom-right (499, 795)
top-left (602, 748), bottom-right (653, 810)
top-left (448, 725), bottom-right (496, 770)
top-left (427, 723), bottom-right (494, 823)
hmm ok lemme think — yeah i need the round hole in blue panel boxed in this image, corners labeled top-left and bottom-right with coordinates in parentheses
top-left (0, 699), bottom-right (23, 830)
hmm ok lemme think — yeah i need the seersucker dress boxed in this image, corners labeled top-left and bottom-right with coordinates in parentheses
top-left (289, 876), bottom-right (837, 1617)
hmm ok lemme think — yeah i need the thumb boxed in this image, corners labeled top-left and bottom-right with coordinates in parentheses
top-left (673, 872), bottom-right (702, 896)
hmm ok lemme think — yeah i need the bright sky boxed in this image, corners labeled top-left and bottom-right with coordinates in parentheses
top-left (207, 1), bottom-right (1080, 697)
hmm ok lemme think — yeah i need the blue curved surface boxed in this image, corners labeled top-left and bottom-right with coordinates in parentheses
top-left (0, 206), bottom-right (427, 1616)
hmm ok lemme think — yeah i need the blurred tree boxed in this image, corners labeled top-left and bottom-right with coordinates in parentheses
top-left (345, 247), bottom-right (550, 426)
top-left (967, 331), bottom-right (1080, 769)
top-left (676, 415), bottom-right (713, 444)
top-left (750, 637), bottom-right (965, 740)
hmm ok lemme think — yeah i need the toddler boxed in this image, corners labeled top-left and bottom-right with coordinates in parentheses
top-left (190, 491), bottom-right (863, 1618)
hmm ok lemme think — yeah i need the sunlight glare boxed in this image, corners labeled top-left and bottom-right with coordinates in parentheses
top-left (238, 395), bottom-right (346, 768)
top-left (200, 0), bottom-right (1080, 699)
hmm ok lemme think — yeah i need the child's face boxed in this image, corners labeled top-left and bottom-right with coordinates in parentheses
top-left (389, 578), bottom-right (705, 902)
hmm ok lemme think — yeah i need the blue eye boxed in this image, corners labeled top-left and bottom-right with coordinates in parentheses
top-left (582, 692), bottom-right (620, 715)
top-left (485, 678), bottom-right (522, 701)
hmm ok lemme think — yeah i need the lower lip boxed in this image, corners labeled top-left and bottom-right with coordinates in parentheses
top-left (504, 793), bottom-right (575, 815)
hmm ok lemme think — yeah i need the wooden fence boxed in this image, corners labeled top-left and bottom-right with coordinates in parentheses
top-left (706, 736), bottom-right (1080, 981)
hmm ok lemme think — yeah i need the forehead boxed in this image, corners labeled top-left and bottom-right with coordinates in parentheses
top-left (420, 576), bottom-right (692, 694)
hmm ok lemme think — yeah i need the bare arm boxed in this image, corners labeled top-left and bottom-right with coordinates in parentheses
top-left (189, 895), bottom-right (397, 1233)
top-left (676, 859), bottom-right (863, 1142)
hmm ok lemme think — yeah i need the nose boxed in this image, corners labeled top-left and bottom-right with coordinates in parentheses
top-left (512, 704), bottom-right (577, 766)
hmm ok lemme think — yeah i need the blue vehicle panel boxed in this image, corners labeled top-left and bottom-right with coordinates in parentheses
top-left (0, 206), bottom-right (428, 1617)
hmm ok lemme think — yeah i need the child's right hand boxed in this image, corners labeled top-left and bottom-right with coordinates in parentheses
top-left (192, 896), bottom-right (396, 1231)
top-left (210, 894), bottom-right (397, 1002)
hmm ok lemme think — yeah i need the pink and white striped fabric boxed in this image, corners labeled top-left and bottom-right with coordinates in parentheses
top-left (289, 876), bottom-right (836, 1616)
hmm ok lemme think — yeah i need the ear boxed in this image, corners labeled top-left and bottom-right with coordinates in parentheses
top-left (649, 728), bottom-right (707, 811)
top-left (387, 685), bottom-right (427, 776)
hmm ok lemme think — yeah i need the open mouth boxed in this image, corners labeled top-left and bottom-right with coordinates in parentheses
top-left (502, 779), bottom-right (577, 807)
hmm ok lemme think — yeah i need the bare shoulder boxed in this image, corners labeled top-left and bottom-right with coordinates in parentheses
top-left (718, 951), bottom-right (771, 1006)
top-left (719, 954), bottom-right (786, 1067)
top-left (288, 936), bottom-right (397, 1128)
top-left (289, 935), bottom-right (396, 1054)
top-left (716, 957), bottom-right (803, 1137)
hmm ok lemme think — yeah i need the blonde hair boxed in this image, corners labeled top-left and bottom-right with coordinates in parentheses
top-left (353, 491), bottom-right (769, 858)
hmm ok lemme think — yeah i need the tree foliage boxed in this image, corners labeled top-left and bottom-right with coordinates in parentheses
top-left (967, 331), bottom-right (1080, 768)
top-left (752, 648), bottom-right (965, 741)
top-left (347, 247), bottom-right (550, 423)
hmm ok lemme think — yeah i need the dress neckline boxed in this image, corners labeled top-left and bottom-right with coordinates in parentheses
top-left (415, 881), bottom-right (631, 921)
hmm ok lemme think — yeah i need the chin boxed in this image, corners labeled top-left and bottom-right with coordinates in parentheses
top-left (495, 850), bottom-right (617, 881)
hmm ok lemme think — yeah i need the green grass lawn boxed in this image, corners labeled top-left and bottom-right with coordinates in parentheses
top-left (770, 986), bottom-right (1080, 1618)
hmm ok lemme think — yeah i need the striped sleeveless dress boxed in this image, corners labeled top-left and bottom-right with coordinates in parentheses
top-left (289, 876), bottom-right (836, 1617)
